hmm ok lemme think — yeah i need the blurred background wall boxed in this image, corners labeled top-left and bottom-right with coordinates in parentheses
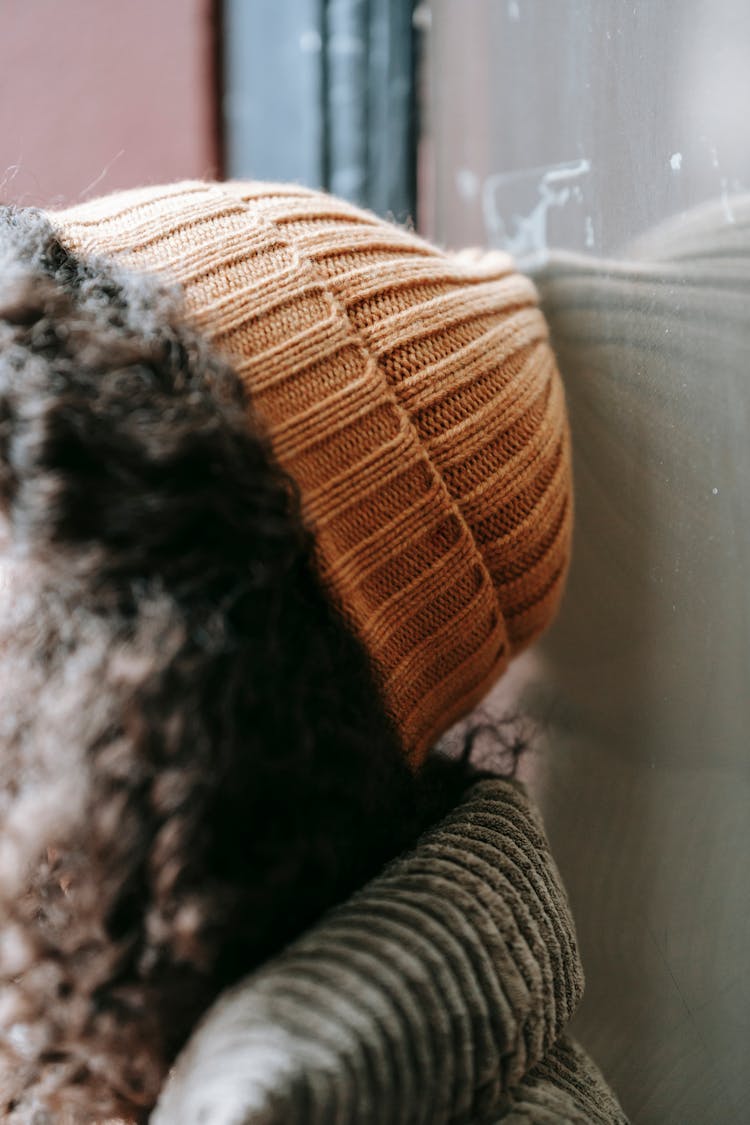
top-left (0, 0), bottom-right (221, 207)
top-left (0, 0), bottom-right (416, 219)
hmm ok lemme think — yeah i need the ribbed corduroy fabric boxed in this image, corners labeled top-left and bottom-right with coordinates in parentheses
top-left (152, 780), bottom-right (626, 1125)
top-left (50, 182), bottom-right (572, 763)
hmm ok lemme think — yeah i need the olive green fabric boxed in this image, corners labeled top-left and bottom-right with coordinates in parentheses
top-left (153, 780), bottom-right (626, 1123)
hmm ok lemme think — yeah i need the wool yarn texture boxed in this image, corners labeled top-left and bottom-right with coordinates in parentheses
top-left (50, 181), bottom-right (573, 764)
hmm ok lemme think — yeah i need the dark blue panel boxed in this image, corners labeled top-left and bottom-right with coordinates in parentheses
top-left (224, 0), bottom-right (325, 186)
top-left (223, 0), bottom-right (416, 220)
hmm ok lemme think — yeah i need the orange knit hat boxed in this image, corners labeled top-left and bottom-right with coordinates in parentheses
top-left (50, 181), bottom-right (572, 765)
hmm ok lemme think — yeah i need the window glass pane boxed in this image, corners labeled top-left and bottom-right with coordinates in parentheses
top-left (420, 0), bottom-right (750, 257)
top-left (419, 4), bottom-right (750, 1122)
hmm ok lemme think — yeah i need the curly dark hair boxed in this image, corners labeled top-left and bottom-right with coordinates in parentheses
top-left (0, 208), bottom-right (521, 1122)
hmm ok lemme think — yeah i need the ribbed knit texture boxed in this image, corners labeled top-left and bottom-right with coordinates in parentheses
top-left (51, 182), bottom-right (572, 763)
top-left (152, 780), bottom-right (626, 1124)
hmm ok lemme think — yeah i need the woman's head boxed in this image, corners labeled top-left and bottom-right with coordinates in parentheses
top-left (0, 186), bottom-right (572, 1120)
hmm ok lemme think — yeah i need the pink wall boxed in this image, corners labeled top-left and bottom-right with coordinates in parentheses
top-left (0, 0), bottom-right (220, 207)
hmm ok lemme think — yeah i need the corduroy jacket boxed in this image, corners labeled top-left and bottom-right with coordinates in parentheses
top-left (153, 780), bottom-right (628, 1124)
